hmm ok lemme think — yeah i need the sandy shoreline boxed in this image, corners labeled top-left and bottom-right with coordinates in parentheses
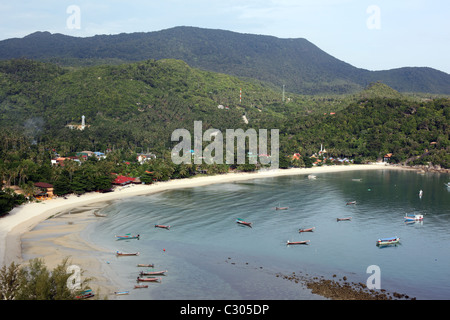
top-left (0, 164), bottom-right (399, 298)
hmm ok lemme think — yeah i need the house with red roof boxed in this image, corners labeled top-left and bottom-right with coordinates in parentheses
top-left (112, 175), bottom-right (136, 186)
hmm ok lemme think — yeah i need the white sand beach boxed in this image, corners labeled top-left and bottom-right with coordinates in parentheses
top-left (0, 163), bottom-right (398, 297)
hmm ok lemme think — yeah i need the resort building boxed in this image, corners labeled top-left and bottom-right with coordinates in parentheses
top-left (34, 182), bottom-right (54, 200)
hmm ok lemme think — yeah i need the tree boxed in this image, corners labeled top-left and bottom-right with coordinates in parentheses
top-left (0, 258), bottom-right (92, 300)
top-left (0, 261), bottom-right (22, 300)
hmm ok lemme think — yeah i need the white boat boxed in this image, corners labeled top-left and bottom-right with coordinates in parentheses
top-left (376, 237), bottom-right (400, 246)
top-left (445, 182), bottom-right (450, 188)
top-left (419, 190), bottom-right (423, 198)
top-left (308, 175), bottom-right (317, 180)
top-left (404, 214), bottom-right (423, 222)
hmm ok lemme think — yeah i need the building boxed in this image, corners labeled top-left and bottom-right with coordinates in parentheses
top-left (137, 153), bottom-right (156, 164)
top-left (383, 153), bottom-right (393, 162)
top-left (34, 182), bottom-right (54, 199)
top-left (112, 175), bottom-right (136, 186)
top-left (75, 151), bottom-right (106, 160)
top-left (51, 156), bottom-right (81, 166)
top-left (66, 115), bottom-right (90, 131)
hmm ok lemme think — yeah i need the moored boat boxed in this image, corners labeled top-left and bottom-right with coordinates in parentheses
top-left (155, 224), bottom-right (170, 230)
top-left (114, 291), bottom-right (129, 295)
top-left (134, 285), bottom-right (148, 289)
top-left (404, 214), bottom-right (423, 222)
top-left (116, 251), bottom-right (139, 256)
top-left (140, 270), bottom-right (167, 276)
top-left (376, 236), bottom-right (400, 246)
top-left (137, 264), bottom-right (154, 268)
top-left (346, 201), bottom-right (356, 205)
top-left (287, 240), bottom-right (310, 245)
top-left (299, 227), bottom-right (315, 232)
top-left (137, 277), bottom-right (161, 283)
top-left (75, 289), bottom-right (95, 299)
top-left (236, 218), bottom-right (252, 227)
top-left (275, 206), bottom-right (289, 210)
top-left (337, 217), bottom-right (352, 221)
top-left (116, 234), bottom-right (140, 240)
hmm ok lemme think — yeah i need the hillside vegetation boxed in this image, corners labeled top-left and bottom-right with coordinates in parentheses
top-left (0, 58), bottom-right (448, 166)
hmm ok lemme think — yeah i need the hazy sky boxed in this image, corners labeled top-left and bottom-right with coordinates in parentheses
top-left (0, 1), bottom-right (449, 73)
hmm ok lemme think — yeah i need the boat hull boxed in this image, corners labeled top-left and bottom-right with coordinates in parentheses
top-left (137, 277), bottom-right (161, 282)
top-left (404, 215), bottom-right (423, 222)
top-left (236, 219), bottom-right (252, 227)
top-left (376, 237), bottom-right (400, 246)
top-left (137, 264), bottom-right (154, 268)
top-left (287, 240), bottom-right (310, 245)
top-left (155, 225), bottom-right (170, 230)
top-left (116, 251), bottom-right (139, 256)
top-left (116, 235), bottom-right (140, 240)
top-left (140, 270), bottom-right (167, 276)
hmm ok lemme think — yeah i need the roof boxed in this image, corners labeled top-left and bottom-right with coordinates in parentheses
top-left (112, 175), bottom-right (136, 185)
top-left (35, 182), bottom-right (54, 188)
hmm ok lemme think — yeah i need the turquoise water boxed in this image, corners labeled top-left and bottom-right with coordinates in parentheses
top-left (87, 169), bottom-right (450, 300)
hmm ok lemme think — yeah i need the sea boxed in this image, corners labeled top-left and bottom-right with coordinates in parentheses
top-left (83, 168), bottom-right (450, 300)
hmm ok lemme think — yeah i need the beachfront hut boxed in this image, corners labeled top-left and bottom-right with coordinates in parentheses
top-left (112, 175), bottom-right (136, 186)
top-left (383, 153), bottom-right (393, 163)
top-left (34, 182), bottom-right (54, 199)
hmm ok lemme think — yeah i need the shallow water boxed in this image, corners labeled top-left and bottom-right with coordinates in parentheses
top-left (86, 169), bottom-right (450, 299)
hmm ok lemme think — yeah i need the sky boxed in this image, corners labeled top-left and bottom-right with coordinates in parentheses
top-left (0, 0), bottom-right (449, 73)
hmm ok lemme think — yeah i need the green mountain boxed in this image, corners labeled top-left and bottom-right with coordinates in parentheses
top-left (1, 27), bottom-right (449, 95)
top-left (0, 58), bottom-right (448, 169)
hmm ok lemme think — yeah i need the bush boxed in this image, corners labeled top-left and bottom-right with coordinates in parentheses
top-left (0, 258), bottom-right (91, 300)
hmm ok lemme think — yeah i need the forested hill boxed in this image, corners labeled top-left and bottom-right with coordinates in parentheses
top-left (1, 26), bottom-right (450, 95)
top-left (0, 58), bottom-right (448, 169)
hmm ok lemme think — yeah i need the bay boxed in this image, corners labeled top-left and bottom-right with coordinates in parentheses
top-left (86, 169), bottom-right (450, 300)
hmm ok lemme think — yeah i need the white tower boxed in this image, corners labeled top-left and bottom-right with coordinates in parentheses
top-left (81, 115), bottom-right (85, 130)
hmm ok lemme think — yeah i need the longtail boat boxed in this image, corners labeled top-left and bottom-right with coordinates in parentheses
top-left (337, 217), bottom-right (352, 221)
top-left (140, 270), bottom-right (167, 276)
top-left (115, 234), bottom-right (140, 240)
top-left (299, 227), bottom-right (315, 233)
top-left (346, 201), bottom-right (357, 205)
top-left (287, 240), bottom-right (310, 245)
top-left (114, 291), bottom-right (129, 295)
top-left (137, 277), bottom-right (161, 283)
top-left (116, 251), bottom-right (139, 256)
top-left (404, 214), bottom-right (423, 222)
top-left (236, 218), bottom-right (252, 227)
top-left (75, 289), bottom-right (94, 299)
top-left (155, 224), bottom-right (170, 230)
top-left (134, 285), bottom-right (148, 289)
top-left (137, 264), bottom-right (154, 268)
top-left (376, 237), bottom-right (400, 246)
